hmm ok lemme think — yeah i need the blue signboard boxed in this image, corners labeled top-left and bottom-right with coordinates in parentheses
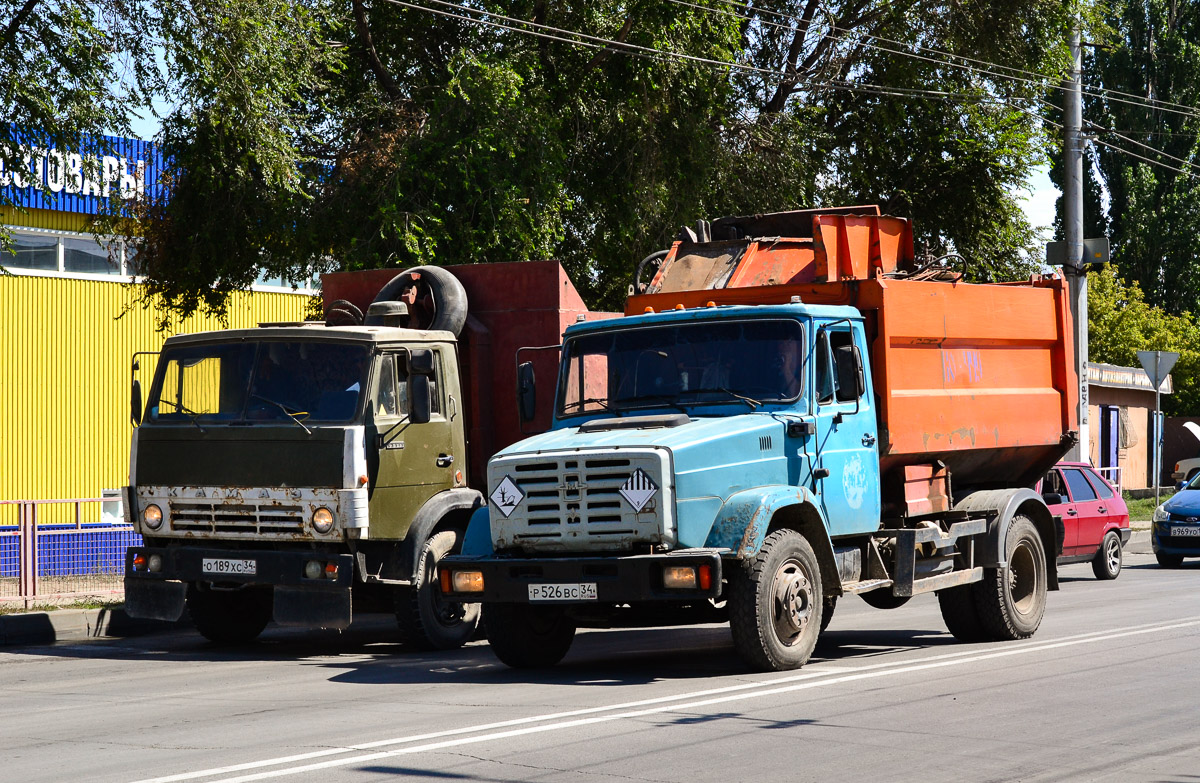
top-left (0, 133), bottom-right (164, 216)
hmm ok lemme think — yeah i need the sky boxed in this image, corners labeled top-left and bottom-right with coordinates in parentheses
top-left (1020, 164), bottom-right (1060, 240)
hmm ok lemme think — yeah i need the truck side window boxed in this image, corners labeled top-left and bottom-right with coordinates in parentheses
top-left (830, 330), bottom-right (861, 403)
top-left (376, 354), bottom-right (400, 417)
top-left (429, 351), bottom-right (442, 416)
top-left (816, 331), bottom-right (834, 404)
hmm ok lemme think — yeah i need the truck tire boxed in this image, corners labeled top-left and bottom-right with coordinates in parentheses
top-left (186, 583), bottom-right (272, 644)
top-left (973, 516), bottom-right (1047, 641)
top-left (1091, 531), bottom-right (1123, 580)
top-left (484, 603), bottom-right (576, 668)
top-left (860, 589), bottom-right (912, 610)
top-left (821, 595), bottom-right (837, 633)
top-left (1156, 552), bottom-right (1185, 568)
top-left (729, 529), bottom-right (823, 672)
top-left (368, 266), bottom-right (468, 337)
top-left (395, 530), bottom-right (481, 650)
top-left (937, 585), bottom-right (987, 642)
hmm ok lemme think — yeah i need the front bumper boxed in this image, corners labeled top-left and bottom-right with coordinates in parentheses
top-left (124, 546), bottom-right (354, 628)
top-left (1151, 524), bottom-right (1200, 555)
top-left (440, 549), bottom-right (724, 604)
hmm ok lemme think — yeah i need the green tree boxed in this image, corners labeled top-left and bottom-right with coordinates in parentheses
top-left (1088, 265), bottom-right (1200, 416)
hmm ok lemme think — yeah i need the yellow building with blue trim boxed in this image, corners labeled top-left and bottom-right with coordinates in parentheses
top-left (1, 135), bottom-right (311, 519)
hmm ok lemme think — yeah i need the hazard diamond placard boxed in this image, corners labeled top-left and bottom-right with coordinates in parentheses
top-left (619, 468), bottom-right (658, 512)
top-left (490, 475), bottom-right (524, 518)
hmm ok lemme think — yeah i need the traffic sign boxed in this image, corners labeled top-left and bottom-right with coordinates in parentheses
top-left (1137, 350), bottom-right (1178, 390)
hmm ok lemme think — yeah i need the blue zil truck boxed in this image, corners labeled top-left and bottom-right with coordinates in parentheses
top-left (441, 207), bottom-right (1079, 671)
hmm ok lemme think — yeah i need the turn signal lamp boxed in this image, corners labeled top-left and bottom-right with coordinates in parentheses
top-left (325, 562), bottom-right (339, 580)
top-left (132, 554), bottom-right (147, 572)
top-left (358, 474), bottom-right (369, 487)
top-left (142, 504), bottom-right (163, 530)
top-left (663, 565), bottom-right (698, 589)
top-left (698, 563), bottom-right (713, 591)
top-left (443, 569), bottom-right (485, 593)
top-left (644, 306), bottom-right (655, 314)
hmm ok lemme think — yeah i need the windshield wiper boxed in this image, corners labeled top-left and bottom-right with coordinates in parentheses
top-left (250, 394), bottom-right (313, 434)
top-left (563, 396), bottom-right (618, 414)
top-left (715, 387), bottom-right (763, 410)
top-left (160, 400), bottom-right (208, 432)
top-left (613, 394), bottom-right (690, 414)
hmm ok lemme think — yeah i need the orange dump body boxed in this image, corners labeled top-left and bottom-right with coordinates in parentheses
top-left (628, 208), bottom-right (1078, 492)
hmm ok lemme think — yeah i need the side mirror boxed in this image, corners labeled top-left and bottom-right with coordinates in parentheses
top-left (517, 361), bottom-right (537, 422)
top-left (408, 348), bottom-right (434, 376)
top-left (1177, 481), bottom-right (1187, 493)
top-left (410, 374), bottom-right (432, 424)
top-left (131, 379), bottom-right (143, 426)
top-left (1042, 492), bottom-right (1063, 506)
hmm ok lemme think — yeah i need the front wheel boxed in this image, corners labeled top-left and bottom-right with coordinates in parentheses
top-left (396, 530), bottom-right (481, 650)
top-left (729, 529), bottom-right (823, 672)
top-left (1157, 552), bottom-right (1185, 569)
top-left (974, 516), bottom-right (1047, 641)
top-left (484, 603), bottom-right (577, 668)
top-left (1091, 531), bottom-right (1123, 580)
top-left (186, 583), bottom-right (272, 644)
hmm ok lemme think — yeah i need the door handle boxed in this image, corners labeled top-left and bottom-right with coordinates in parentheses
top-left (436, 454), bottom-right (454, 468)
top-left (1067, 508), bottom-right (1077, 515)
top-left (862, 434), bottom-right (876, 447)
top-left (1098, 506), bottom-right (1106, 513)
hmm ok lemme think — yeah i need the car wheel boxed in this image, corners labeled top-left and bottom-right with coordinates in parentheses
top-left (186, 583), bottom-right (272, 644)
top-left (395, 530), bottom-right (481, 650)
top-left (729, 529), bottom-right (823, 671)
top-left (484, 603), bottom-right (576, 668)
top-left (1091, 531), bottom-right (1123, 580)
top-left (973, 516), bottom-right (1047, 641)
top-left (1156, 552), bottom-right (1185, 569)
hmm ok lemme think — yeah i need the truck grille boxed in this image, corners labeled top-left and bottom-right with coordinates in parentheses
top-left (489, 449), bottom-right (673, 552)
top-left (169, 501), bottom-right (305, 535)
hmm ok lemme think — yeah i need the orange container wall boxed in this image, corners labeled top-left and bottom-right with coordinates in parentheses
top-left (860, 277), bottom-right (1078, 487)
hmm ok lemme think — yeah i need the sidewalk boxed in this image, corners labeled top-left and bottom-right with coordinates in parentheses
top-left (0, 606), bottom-right (182, 646)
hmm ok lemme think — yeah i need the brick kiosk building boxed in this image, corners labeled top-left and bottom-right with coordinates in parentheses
top-left (1087, 362), bottom-right (1173, 491)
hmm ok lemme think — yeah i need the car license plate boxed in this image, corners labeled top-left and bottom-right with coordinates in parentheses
top-left (201, 557), bottom-right (257, 575)
top-left (528, 582), bottom-right (597, 601)
top-left (1171, 526), bottom-right (1200, 537)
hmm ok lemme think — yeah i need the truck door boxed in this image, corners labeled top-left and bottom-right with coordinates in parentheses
top-left (369, 348), bottom-right (459, 539)
top-left (813, 322), bottom-right (881, 536)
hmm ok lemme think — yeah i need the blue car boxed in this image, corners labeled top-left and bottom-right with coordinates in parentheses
top-left (1152, 476), bottom-right (1200, 567)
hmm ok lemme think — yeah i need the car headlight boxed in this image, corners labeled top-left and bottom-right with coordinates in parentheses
top-left (312, 507), bottom-right (335, 534)
top-left (1153, 504), bottom-right (1170, 523)
top-left (142, 503), bottom-right (164, 530)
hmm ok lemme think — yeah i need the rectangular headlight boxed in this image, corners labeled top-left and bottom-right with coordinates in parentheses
top-left (663, 565), bottom-right (698, 589)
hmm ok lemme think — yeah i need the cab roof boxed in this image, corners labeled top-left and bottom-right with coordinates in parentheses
top-left (162, 323), bottom-right (457, 347)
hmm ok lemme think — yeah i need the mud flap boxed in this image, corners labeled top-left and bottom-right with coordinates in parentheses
top-left (124, 578), bottom-right (186, 622)
top-left (273, 586), bottom-right (352, 630)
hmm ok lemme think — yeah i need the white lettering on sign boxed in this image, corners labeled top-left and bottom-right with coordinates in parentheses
top-left (1, 143), bottom-right (146, 201)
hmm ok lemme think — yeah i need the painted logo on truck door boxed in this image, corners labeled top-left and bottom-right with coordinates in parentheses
top-left (843, 453), bottom-right (868, 510)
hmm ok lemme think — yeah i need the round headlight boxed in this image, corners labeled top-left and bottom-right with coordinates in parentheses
top-left (312, 507), bottom-right (335, 534)
top-left (142, 503), bottom-right (164, 530)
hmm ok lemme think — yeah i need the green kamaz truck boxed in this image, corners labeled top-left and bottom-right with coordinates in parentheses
top-left (123, 261), bottom-right (599, 648)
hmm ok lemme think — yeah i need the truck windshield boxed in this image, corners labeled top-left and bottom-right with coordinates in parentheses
top-left (145, 340), bottom-right (371, 425)
top-left (558, 319), bottom-right (804, 417)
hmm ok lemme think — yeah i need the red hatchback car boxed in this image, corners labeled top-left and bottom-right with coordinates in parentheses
top-left (1038, 462), bottom-right (1131, 579)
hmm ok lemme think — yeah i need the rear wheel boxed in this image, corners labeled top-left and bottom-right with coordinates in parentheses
top-left (1156, 552), bottom-right (1185, 568)
top-left (1091, 531), bottom-right (1123, 580)
top-left (484, 603), bottom-right (576, 668)
top-left (974, 516), bottom-right (1047, 641)
top-left (729, 529), bottom-right (823, 672)
top-left (186, 583), bottom-right (272, 644)
top-left (937, 585), bottom-right (987, 642)
top-left (395, 530), bottom-right (481, 650)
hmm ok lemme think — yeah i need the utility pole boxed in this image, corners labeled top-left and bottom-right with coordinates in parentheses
top-left (1063, 20), bottom-right (1089, 463)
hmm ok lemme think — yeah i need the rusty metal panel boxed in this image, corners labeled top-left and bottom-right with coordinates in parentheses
top-left (0, 275), bottom-right (309, 523)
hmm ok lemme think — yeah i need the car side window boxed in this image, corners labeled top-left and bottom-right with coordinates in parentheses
top-left (1063, 468), bottom-right (1098, 502)
top-left (1085, 468), bottom-right (1115, 499)
top-left (1043, 469), bottom-right (1067, 497)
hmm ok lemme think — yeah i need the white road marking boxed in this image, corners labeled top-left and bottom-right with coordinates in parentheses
top-left (133, 616), bottom-right (1200, 783)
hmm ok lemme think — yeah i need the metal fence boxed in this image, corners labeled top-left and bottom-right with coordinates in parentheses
top-left (1096, 466), bottom-right (1124, 495)
top-left (0, 498), bottom-right (141, 608)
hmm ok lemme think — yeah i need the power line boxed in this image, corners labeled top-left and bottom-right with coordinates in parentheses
top-left (1092, 136), bottom-right (1199, 179)
top-left (1090, 125), bottom-right (1200, 173)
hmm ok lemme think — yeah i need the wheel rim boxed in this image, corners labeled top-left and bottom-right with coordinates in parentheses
top-left (423, 548), bottom-right (468, 628)
top-left (771, 557), bottom-right (814, 647)
top-left (1105, 537), bottom-right (1121, 573)
top-left (1007, 540), bottom-right (1042, 617)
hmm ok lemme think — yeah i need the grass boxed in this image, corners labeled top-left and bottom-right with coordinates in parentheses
top-left (1124, 490), bottom-right (1174, 523)
top-left (0, 596), bottom-right (124, 616)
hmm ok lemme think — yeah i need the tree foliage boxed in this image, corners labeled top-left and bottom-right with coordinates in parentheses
top-left (1088, 265), bottom-right (1200, 416)
top-left (4, 0), bottom-right (1074, 314)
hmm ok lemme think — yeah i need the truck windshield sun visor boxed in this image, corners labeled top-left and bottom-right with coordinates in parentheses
top-left (144, 341), bottom-right (371, 425)
top-left (557, 318), bottom-right (804, 418)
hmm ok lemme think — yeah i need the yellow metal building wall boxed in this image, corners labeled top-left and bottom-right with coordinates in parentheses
top-left (0, 275), bottom-right (311, 522)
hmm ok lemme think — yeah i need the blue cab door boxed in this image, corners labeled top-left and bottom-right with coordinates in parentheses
top-left (811, 320), bottom-right (881, 536)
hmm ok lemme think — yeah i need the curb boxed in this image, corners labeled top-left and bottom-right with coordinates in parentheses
top-left (0, 607), bottom-right (183, 647)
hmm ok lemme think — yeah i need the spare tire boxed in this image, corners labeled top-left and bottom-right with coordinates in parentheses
top-left (367, 265), bottom-right (468, 337)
